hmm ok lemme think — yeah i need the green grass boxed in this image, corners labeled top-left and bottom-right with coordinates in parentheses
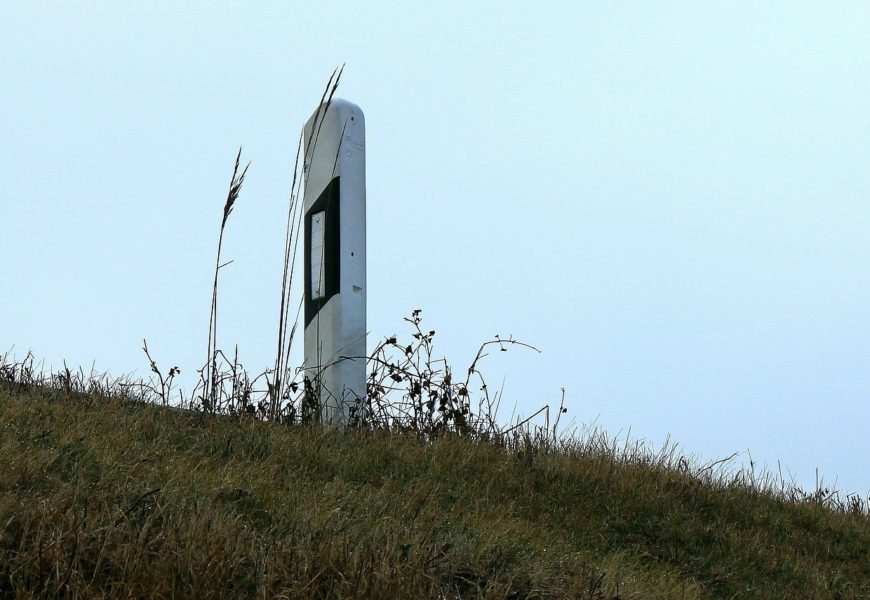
top-left (1, 380), bottom-right (868, 599)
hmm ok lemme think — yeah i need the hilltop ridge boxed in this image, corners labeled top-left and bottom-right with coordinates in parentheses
top-left (1, 380), bottom-right (868, 599)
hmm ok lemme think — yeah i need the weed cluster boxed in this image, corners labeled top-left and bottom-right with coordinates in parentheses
top-left (360, 309), bottom-right (542, 436)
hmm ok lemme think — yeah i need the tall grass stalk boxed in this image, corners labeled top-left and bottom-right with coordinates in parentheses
top-left (270, 66), bottom-right (343, 420)
top-left (204, 147), bottom-right (249, 411)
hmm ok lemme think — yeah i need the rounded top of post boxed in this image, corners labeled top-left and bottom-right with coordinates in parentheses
top-left (303, 98), bottom-right (366, 156)
top-left (327, 97), bottom-right (363, 114)
top-left (307, 97), bottom-right (364, 125)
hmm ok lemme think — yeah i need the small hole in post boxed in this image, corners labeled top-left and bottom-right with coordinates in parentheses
top-left (350, 251), bottom-right (355, 257)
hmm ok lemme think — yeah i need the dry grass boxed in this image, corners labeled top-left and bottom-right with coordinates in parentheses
top-left (204, 147), bottom-right (250, 412)
top-left (1, 369), bottom-right (868, 599)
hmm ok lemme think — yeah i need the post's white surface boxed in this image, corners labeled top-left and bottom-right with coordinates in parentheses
top-left (302, 99), bottom-right (366, 425)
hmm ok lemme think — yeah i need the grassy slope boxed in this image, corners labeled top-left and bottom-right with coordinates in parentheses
top-left (1, 383), bottom-right (868, 599)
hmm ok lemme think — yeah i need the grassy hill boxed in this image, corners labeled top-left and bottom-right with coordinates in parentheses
top-left (1, 378), bottom-right (868, 599)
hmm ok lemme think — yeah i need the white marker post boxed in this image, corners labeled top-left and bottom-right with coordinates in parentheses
top-left (302, 99), bottom-right (366, 426)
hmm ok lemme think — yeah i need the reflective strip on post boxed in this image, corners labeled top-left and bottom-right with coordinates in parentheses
top-left (310, 211), bottom-right (326, 299)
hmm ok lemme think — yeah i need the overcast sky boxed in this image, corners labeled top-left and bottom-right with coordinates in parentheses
top-left (2, 2), bottom-right (868, 496)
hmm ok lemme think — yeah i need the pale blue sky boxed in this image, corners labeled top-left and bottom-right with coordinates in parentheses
top-left (2, 2), bottom-right (868, 496)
